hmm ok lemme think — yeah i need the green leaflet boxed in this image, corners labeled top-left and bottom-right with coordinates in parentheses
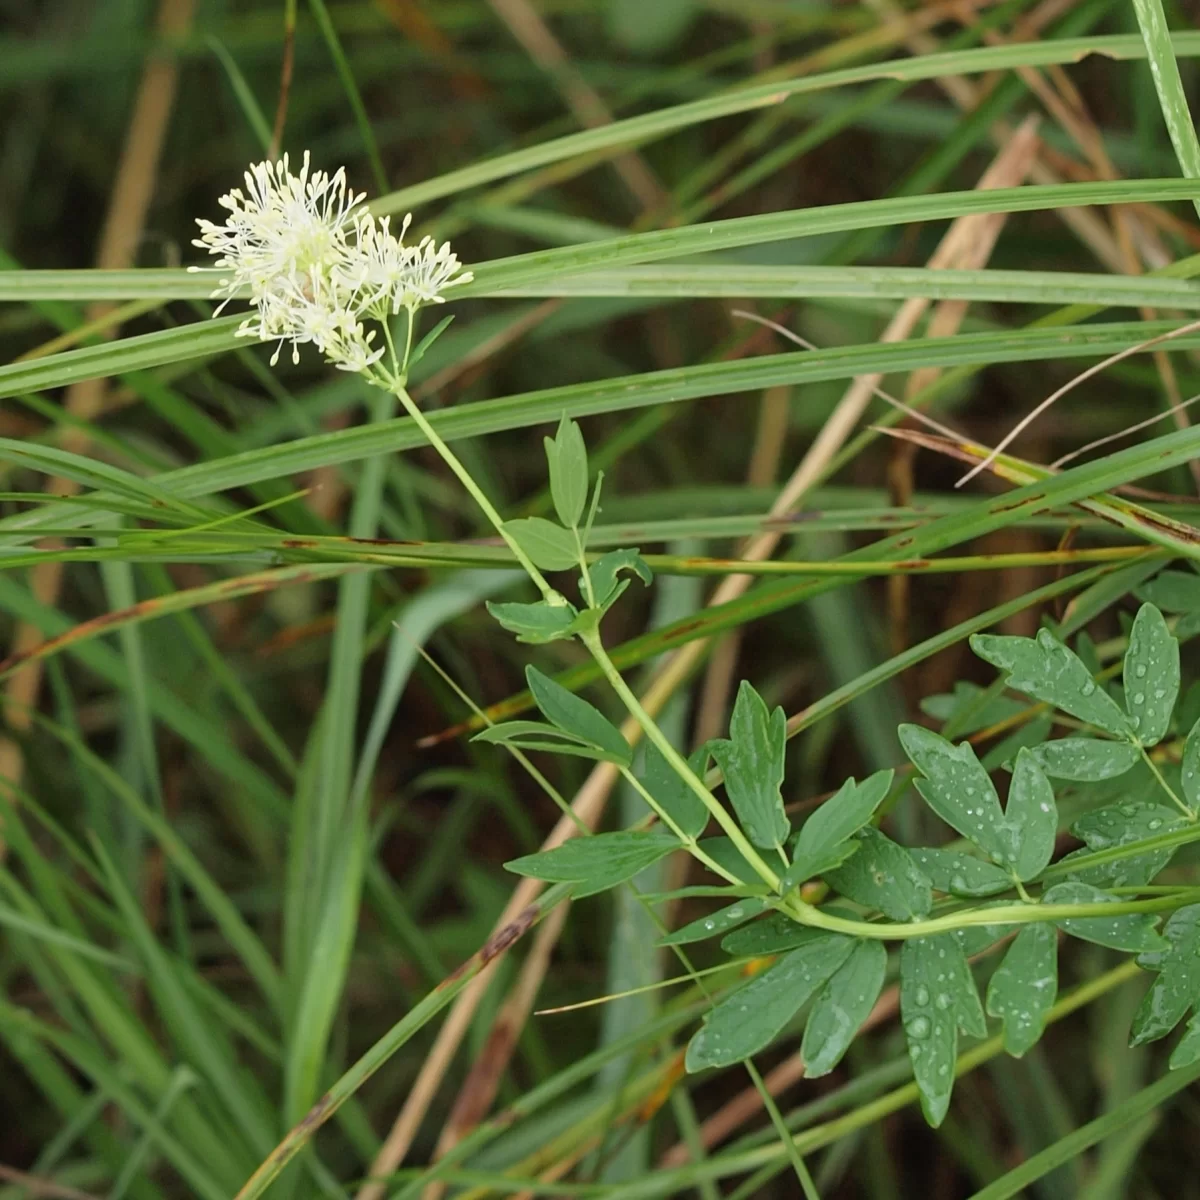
top-left (697, 836), bottom-right (762, 886)
top-left (659, 897), bottom-right (769, 947)
top-left (1135, 568), bottom-right (1200, 612)
top-left (525, 666), bottom-right (631, 766)
top-left (486, 598), bottom-right (577, 643)
top-left (790, 769), bottom-right (892, 881)
top-left (1066, 800), bottom-right (1186, 889)
top-left (473, 719), bottom-right (624, 761)
top-left (504, 518), bottom-right (580, 571)
top-left (1123, 603), bottom-right (1179, 747)
top-left (1024, 737), bottom-right (1140, 782)
top-left (824, 827), bottom-right (932, 922)
top-left (544, 415), bottom-right (588, 529)
top-left (1131, 904), bottom-right (1200, 1045)
top-left (801, 939), bottom-right (887, 1078)
top-left (1042, 882), bottom-right (1167, 952)
top-left (641, 742), bottom-right (710, 839)
top-left (901, 933), bottom-right (986, 1127)
top-left (505, 830), bottom-right (680, 897)
top-left (909, 848), bottom-right (1011, 898)
top-left (721, 912), bottom-right (834, 957)
top-left (920, 681), bottom-right (1027, 735)
top-left (986, 922), bottom-right (1058, 1057)
top-left (970, 627), bottom-right (1130, 737)
top-left (899, 725), bottom-right (1011, 868)
top-left (1005, 749), bottom-right (1057, 882)
top-left (1183, 718), bottom-right (1200, 813)
top-left (778, 839), bottom-right (860, 893)
top-left (685, 934), bottom-right (853, 1071)
top-left (708, 681), bottom-right (790, 851)
top-left (587, 548), bottom-right (652, 610)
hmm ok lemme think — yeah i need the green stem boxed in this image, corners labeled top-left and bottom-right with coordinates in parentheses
top-left (387, 382), bottom-right (555, 599)
top-left (619, 767), bottom-right (742, 886)
top-left (783, 887), bottom-right (1199, 942)
top-left (581, 627), bottom-right (784, 893)
top-left (1139, 743), bottom-right (1197, 821)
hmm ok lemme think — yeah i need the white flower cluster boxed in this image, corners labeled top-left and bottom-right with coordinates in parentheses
top-left (191, 152), bottom-right (472, 373)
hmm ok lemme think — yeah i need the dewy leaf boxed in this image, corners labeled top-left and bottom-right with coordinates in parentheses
top-left (1024, 737), bottom-right (1140, 782)
top-left (986, 922), bottom-right (1057, 1057)
top-left (504, 517), bottom-right (580, 571)
top-left (721, 911), bottom-right (834, 957)
top-left (544, 415), bottom-right (588, 528)
top-left (1042, 881), bottom-right (1167, 952)
top-left (1006, 748), bottom-right (1057, 882)
top-left (487, 598), bottom-right (577, 643)
top-left (1123, 602), bottom-right (1179, 747)
top-left (685, 934), bottom-right (853, 1071)
top-left (641, 742), bottom-right (710, 839)
top-left (506, 830), bottom-right (679, 897)
top-left (899, 725), bottom-right (1011, 868)
top-left (792, 769), bottom-right (893, 878)
top-left (824, 827), bottom-right (932, 922)
top-left (1067, 800), bottom-right (1186, 889)
top-left (588, 548), bottom-right (652, 611)
top-left (659, 897), bottom-right (769, 946)
top-left (1131, 904), bottom-right (1200, 1046)
top-left (1169, 1011), bottom-right (1200, 1069)
top-left (901, 934), bottom-right (985, 1128)
top-left (708, 681), bottom-right (790, 851)
top-left (1135, 569), bottom-right (1200, 613)
top-left (801, 938), bottom-right (887, 1078)
top-left (526, 665), bottom-right (631, 766)
top-left (970, 628), bottom-right (1130, 737)
top-left (1183, 717), bottom-right (1200, 813)
top-left (909, 848), bottom-right (1012, 898)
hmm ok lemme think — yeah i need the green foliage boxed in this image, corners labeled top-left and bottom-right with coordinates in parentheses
top-left (503, 517), bottom-right (580, 571)
top-left (789, 769), bottom-right (892, 883)
top-left (986, 923), bottom-right (1058, 1057)
top-left (970, 628), bottom-right (1131, 736)
top-left (544, 415), bottom-right (589, 529)
top-left (708, 681), bottom-right (790, 852)
top-left (505, 831), bottom-right (680, 896)
top-left (824, 828), bottom-right (932, 921)
top-left (524, 665), bottom-right (631, 765)
top-left (901, 934), bottom-right (986, 1127)
top-left (13, 6), bottom-right (1200, 1196)
top-left (801, 939), bottom-right (888, 1077)
top-left (685, 935), bottom-right (854, 1071)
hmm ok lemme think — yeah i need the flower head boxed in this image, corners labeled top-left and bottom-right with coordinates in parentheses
top-left (192, 154), bottom-right (471, 375)
top-left (192, 151), bottom-right (364, 310)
